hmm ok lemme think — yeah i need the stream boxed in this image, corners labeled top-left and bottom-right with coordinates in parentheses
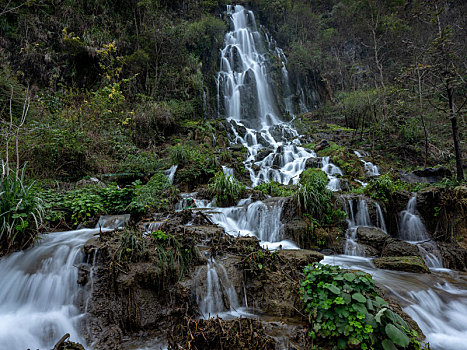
top-left (0, 4), bottom-right (466, 350)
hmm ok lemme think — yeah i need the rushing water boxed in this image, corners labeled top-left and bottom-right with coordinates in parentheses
top-left (354, 151), bottom-right (380, 177)
top-left (398, 196), bottom-right (443, 269)
top-left (0, 229), bottom-right (96, 349)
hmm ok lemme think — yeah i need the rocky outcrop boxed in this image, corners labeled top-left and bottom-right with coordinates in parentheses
top-left (373, 256), bottom-right (430, 274)
top-left (438, 243), bottom-right (467, 271)
top-left (381, 239), bottom-right (421, 258)
top-left (400, 167), bottom-right (451, 184)
top-left (356, 227), bottom-right (389, 251)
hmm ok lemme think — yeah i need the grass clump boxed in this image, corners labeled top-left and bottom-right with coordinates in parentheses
top-left (254, 181), bottom-right (295, 197)
top-left (0, 167), bottom-right (44, 252)
top-left (208, 171), bottom-right (245, 207)
top-left (301, 263), bottom-right (423, 350)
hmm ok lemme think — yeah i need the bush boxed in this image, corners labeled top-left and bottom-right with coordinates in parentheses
top-left (301, 263), bottom-right (422, 350)
top-left (0, 167), bottom-right (44, 252)
top-left (131, 172), bottom-right (177, 213)
top-left (365, 174), bottom-right (399, 202)
top-left (208, 171), bottom-right (245, 207)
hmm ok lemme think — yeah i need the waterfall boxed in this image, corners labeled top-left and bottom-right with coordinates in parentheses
top-left (398, 196), bottom-right (429, 241)
top-left (354, 151), bottom-right (380, 177)
top-left (0, 229), bottom-right (98, 349)
top-left (195, 258), bottom-right (244, 319)
top-left (321, 156), bottom-right (343, 191)
top-left (398, 196), bottom-right (443, 269)
top-left (217, 5), bottom-right (318, 186)
top-left (164, 165), bottom-right (178, 185)
top-left (343, 198), bottom-right (386, 256)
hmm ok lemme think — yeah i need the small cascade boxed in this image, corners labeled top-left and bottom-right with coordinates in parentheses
top-left (343, 198), bottom-right (387, 256)
top-left (354, 151), bottom-right (380, 176)
top-left (398, 196), bottom-right (429, 241)
top-left (198, 198), bottom-right (296, 250)
top-left (195, 258), bottom-right (242, 319)
top-left (398, 196), bottom-right (443, 269)
top-left (321, 156), bottom-right (343, 191)
top-left (374, 203), bottom-right (387, 233)
top-left (0, 228), bottom-right (101, 349)
top-left (175, 192), bottom-right (198, 211)
top-left (164, 165), bottom-right (178, 185)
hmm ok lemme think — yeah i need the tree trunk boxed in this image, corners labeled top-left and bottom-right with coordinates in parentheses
top-left (448, 86), bottom-right (464, 180)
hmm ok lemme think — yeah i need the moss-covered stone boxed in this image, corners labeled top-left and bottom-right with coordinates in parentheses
top-left (373, 256), bottom-right (430, 274)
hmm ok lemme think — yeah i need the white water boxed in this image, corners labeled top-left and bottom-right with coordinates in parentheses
top-left (399, 196), bottom-right (443, 269)
top-left (343, 198), bottom-right (387, 256)
top-left (354, 150), bottom-right (380, 176)
top-left (164, 165), bottom-right (178, 185)
top-left (195, 258), bottom-right (249, 319)
top-left (0, 229), bottom-right (99, 349)
top-left (321, 156), bottom-right (343, 191)
top-left (218, 5), bottom-right (321, 186)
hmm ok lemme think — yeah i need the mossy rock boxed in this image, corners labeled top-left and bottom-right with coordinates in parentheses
top-left (373, 256), bottom-right (430, 274)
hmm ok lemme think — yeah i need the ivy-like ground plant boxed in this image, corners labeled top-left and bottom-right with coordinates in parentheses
top-left (300, 263), bottom-right (425, 350)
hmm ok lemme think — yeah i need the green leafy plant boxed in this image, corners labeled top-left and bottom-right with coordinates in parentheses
top-left (365, 174), bottom-right (399, 202)
top-left (208, 171), bottom-right (245, 207)
top-left (300, 263), bottom-right (422, 349)
top-left (0, 166), bottom-right (44, 252)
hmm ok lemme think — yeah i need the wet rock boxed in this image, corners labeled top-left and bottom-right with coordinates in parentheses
top-left (283, 220), bottom-right (309, 248)
top-left (400, 167), bottom-right (451, 184)
top-left (373, 256), bottom-right (430, 274)
top-left (382, 239), bottom-right (420, 258)
top-left (358, 243), bottom-right (380, 257)
top-left (52, 333), bottom-right (85, 350)
top-left (256, 148), bottom-right (273, 161)
top-left (314, 139), bottom-right (330, 152)
top-left (277, 249), bottom-right (323, 269)
top-left (438, 243), bottom-right (467, 271)
top-left (305, 157), bottom-right (322, 169)
top-left (356, 227), bottom-right (389, 252)
top-left (230, 143), bottom-right (244, 152)
top-left (77, 263), bottom-right (91, 286)
top-left (280, 197), bottom-right (300, 222)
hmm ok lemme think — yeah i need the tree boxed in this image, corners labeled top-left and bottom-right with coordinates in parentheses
top-left (427, 4), bottom-right (465, 180)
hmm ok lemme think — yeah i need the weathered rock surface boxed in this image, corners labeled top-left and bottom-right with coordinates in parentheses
top-left (356, 227), bottom-right (389, 251)
top-left (373, 256), bottom-right (430, 274)
top-left (381, 239), bottom-right (421, 258)
top-left (438, 243), bottom-right (467, 271)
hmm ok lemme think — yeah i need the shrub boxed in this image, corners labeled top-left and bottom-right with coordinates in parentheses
top-left (365, 174), bottom-right (399, 202)
top-left (0, 167), bottom-right (44, 252)
top-left (131, 172), bottom-right (177, 213)
top-left (301, 263), bottom-right (422, 350)
top-left (208, 171), bottom-right (245, 207)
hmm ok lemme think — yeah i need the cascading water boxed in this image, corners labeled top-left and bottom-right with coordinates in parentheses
top-left (195, 258), bottom-right (246, 319)
top-left (354, 151), bottom-right (380, 177)
top-left (217, 5), bottom-right (323, 187)
top-left (164, 165), bottom-right (178, 185)
top-left (0, 229), bottom-right (99, 349)
top-left (398, 196), bottom-right (443, 269)
top-left (343, 198), bottom-right (387, 256)
top-left (321, 156), bottom-right (343, 191)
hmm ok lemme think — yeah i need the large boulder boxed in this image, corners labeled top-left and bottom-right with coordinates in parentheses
top-left (356, 227), bottom-right (390, 252)
top-left (373, 256), bottom-right (430, 274)
top-left (438, 243), bottom-right (467, 271)
top-left (305, 157), bottom-right (322, 169)
top-left (277, 249), bottom-right (323, 269)
top-left (400, 167), bottom-right (451, 184)
top-left (381, 239), bottom-right (421, 258)
top-left (315, 139), bottom-right (330, 152)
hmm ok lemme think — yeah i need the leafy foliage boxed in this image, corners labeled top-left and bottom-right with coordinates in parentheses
top-left (300, 263), bottom-right (422, 349)
top-left (365, 174), bottom-right (399, 203)
top-left (0, 167), bottom-right (44, 252)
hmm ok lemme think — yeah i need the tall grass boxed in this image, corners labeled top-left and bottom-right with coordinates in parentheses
top-left (208, 171), bottom-right (245, 207)
top-left (0, 166), bottom-right (44, 252)
top-left (295, 169), bottom-right (334, 225)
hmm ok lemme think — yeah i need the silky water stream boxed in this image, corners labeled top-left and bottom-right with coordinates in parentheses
top-left (0, 217), bottom-right (126, 349)
top-left (195, 5), bottom-right (467, 348)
